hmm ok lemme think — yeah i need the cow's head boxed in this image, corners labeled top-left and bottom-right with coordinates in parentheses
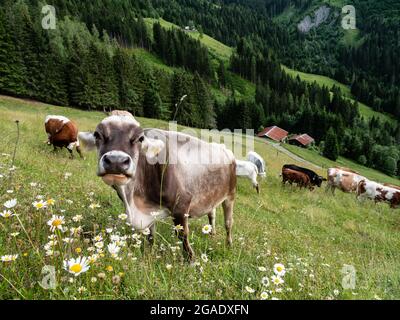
top-left (79, 112), bottom-right (165, 187)
top-left (313, 176), bottom-right (327, 187)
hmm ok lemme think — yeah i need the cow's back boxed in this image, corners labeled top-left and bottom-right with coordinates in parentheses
top-left (141, 130), bottom-right (236, 216)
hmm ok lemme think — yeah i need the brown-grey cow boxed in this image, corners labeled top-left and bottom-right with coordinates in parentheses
top-left (79, 111), bottom-right (236, 262)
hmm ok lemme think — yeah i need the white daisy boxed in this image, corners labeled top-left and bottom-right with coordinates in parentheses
top-left (1, 254), bottom-right (18, 262)
top-left (260, 291), bottom-right (269, 300)
top-left (245, 286), bottom-right (255, 293)
top-left (72, 215), bottom-right (83, 222)
top-left (47, 215), bottom-right (65, 232)
top-left (95, 242), bottom-right (104, 249)
top-left (4, 199), bottom-right (17, 209)
top-left (261, 276), bottom-right (270, 287)
top-left (89, 203), bottom-right (100, 209)
top-left (0, 210), bottom-right (14, 218)
top-left (202, 224), bottom-right (213, 234)
top-left (33, 200), bottom-right (47, 210)
top-left (118, 213), bottom-right (128, 220)
top-left (273, 263), bottom-right (286, 277)
top-left (63, 257), bottom-right (90, 276)
top-left (174, 224), bottom-right (184, 232)
top-left (110, 234), bottom-right (120, 242)
top-left (107, 242), bottom-right (121, 256)
top-left (271, 275), bottom-right (284, 286)
top-left (201, 253), bottom-right (208, 263)
top-left (93, 235), bottom-right (103, 242)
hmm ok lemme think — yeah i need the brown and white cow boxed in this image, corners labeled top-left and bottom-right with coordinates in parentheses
top-left (326, 167), bottom-right (366, 194)
top-left (79, 112), bottom-right (236, 262)
top-left (45, 115), bottom-right (83, 159)
top-left (357, 180), bottom-right (400, 208)
top-left (282, 167), bottom-right (313, 190)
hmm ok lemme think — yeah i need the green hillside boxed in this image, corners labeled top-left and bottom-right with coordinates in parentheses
top-left (144, 18), bottom-right (233, 61)
top-left (1, 96), bottom-right (399, 300)
top-left (143, 17), bottom-right (389, 124)
top-left (282, 66), bottom-right (396, 124)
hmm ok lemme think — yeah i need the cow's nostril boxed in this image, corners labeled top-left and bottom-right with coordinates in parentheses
top-left (104, 156), bottom-right (111, 165)
top-left (123, 158), bottom-right (130, 166)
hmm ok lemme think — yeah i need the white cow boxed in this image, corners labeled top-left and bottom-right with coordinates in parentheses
top-left (247, 151), bottom-right (267, 178)
top-left (357, 179), bottom-right (400, 208)
top-left (236, 160), bottom-right (259, 194)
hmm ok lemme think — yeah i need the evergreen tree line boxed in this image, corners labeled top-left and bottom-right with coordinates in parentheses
top-left (152, 22), bottom-right (212, 79)
top-left (0, 1), bottom-right (215, 128)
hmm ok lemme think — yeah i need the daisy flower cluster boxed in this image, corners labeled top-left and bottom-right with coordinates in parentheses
top-left (245, 262), bottom-right (287, 300)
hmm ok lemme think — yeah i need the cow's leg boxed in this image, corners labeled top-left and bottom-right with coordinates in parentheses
top-left (147, 223), bottom-right (156, 246)
top-left (173, 215), bottom-right (194, 262)
top-left (68, 149), bottom-right (74, 159)
top-left (207, 208), bottom-right (217, 236)
top-left (222, 197), bottom-right (234, 246)
top-left (76, 145), bottom-right (84, 159)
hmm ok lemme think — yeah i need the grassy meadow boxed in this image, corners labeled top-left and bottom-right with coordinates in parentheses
top-left (0, 95), bottom-right (400, 300)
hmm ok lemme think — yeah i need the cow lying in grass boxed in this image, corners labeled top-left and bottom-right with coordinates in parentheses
top-left (78, 111), bottom-right (237, 262)
top-left (45, 115), bottom-right (83, 159)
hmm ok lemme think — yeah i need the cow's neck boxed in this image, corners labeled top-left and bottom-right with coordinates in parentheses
top-left (114, 154), bottom-right (169, 229)
top-left (134, 153), bottom-right (167, 207)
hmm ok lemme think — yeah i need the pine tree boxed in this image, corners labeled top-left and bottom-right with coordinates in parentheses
top-left (143, 75), bottom-right (162, 119)
top-left (68, 36), bottom-right (90, 108)
top-left (192, 72), bottom-right (215, 128)
top-left (323, 127), bottom-right (340, 161)
top-left (217, 60), bottom-right (227, 88)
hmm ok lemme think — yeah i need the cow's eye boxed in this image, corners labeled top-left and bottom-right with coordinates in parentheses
top-left (131, 136), bottom-right (144, 145)
top-left (94, 132), bottom-right (101, 140)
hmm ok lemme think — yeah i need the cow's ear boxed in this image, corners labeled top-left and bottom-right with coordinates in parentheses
top-left (78, 132), bottom-right (96, 151)
top-left (141, 136), bottom-right (165, 158)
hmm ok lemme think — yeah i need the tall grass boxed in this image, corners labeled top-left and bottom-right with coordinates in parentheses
top-left (0, 96), bottom-right (399, 300)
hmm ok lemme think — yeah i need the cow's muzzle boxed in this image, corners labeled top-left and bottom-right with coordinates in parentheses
top-left (98, 151), bottom-right (135, 185)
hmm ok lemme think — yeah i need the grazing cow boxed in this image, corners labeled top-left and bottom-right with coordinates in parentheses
top-left (283, 164), bottom-right (326, 187)
top-left (45, 115), bottom-right (83, 159)
top-left (247, 151), bottom-right (267, 178)
top-left (357, 180), bottom-right (400, 208)
top-left (326, 168), bottom-right (366, 194)
top-left (282, 167), bottom-right (312, 190)
top-left (236, 160), bottom-right (259, 194)
top-left (78, 111), bottom-right (236, 262)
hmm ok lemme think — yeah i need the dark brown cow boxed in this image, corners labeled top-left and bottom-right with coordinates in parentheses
top-left (45, 115), bottom-right (83, 159)
top-left (282, 167), bottom-right (313, 190)
top-left (78, 111), bottom-right (236, 262)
